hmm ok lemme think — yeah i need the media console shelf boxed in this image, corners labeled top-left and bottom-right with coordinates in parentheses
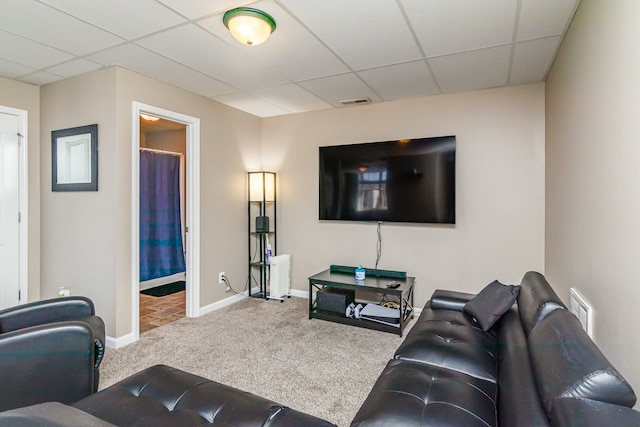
top-left (308, 265), bottom-right (414, 336)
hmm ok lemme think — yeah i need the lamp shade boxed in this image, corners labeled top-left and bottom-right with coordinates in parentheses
top-left (223, 7), bottom-right (276, 46)
top-left (249, 171), bottom-right (275, 202)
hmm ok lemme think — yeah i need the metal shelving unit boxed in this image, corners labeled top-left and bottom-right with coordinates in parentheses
top-left (247, 172), bottom-right (276, 299)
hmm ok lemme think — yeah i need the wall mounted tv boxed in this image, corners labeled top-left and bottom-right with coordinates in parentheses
top-left (319, 136), bottom-right (456, 224)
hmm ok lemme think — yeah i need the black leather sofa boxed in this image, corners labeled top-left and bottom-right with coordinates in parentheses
top-left (0, 296), bottom-right (105, 412)
top-left (0, 365), bottom-right (335, 427)
top-left (351, 271), bottom-right (640, 427)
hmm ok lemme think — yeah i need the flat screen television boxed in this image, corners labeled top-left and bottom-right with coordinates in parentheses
top-left (319, 136), bottom-right (456, 224)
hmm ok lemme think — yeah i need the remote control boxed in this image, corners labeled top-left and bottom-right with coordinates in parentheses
top-left (386, 281), bottom-right (400, 289)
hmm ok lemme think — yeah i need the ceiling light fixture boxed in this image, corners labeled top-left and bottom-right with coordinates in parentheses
top-left (223, 7), bottom-right (276, 46)
top-left (140, 114), bottom-right (160, 122)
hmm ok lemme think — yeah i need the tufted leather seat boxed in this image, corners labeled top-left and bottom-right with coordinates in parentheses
top-left (351, 359), bottom-right (497, 427)
top-left (72, 364), bottom-right (335, 427)
top-left (394, 301), bottom-right (498, 383)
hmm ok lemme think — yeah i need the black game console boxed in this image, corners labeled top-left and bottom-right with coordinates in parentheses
top-left (316, 287), bottom-right (355, 314)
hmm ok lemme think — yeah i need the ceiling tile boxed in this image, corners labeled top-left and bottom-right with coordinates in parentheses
top-left (40, 0), bottom-right (187, 40)
top-left (136, 24), bottom-right (287, 91)
top-left (156, 0), bottom-right (242, 20)
top-left (213, 92), bottom-right (290, 117)
top-left (278, 0), bottom-right (422, 70)
top-left (510, 37), bottom-right (560, 85)
top-left (0, 58), bottom-right (36, 79)
top-left (429, 45), bottom-right (511, 93)
top-left (250, 83), bottom-right (332, 114)
top-left (403, 0), bottom-right (518, 57)
top-left (87, 43), bottom-right (235, 97)
top-left (298, 73), bottom-right (382, 107)
top-left (198, 0), bottom-right (349, 81)
top-left (45, 58), bottom-right (104, 78)
top-left (0, 0), bottom-right (123, 55)
top-left (0, 29), bottom-right (74, 69)
top-left (358, 61), bottom-right (440, 100)
top-left (518, 0), bottom-right (580, 41)
top-left (18, 70), bottom-right (64, 85)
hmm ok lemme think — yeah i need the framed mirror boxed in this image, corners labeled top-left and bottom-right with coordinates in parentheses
top-left (52, 124), bottom-right (98, 191)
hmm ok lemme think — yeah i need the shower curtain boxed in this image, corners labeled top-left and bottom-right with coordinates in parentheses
top-left (139, 150), bottom-right (185, 282)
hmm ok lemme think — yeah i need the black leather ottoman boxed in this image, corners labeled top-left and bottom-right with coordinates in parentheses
top-left (72, 365), bottom-right (335, 427)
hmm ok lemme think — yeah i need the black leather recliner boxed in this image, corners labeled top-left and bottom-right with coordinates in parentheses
top-left (0, 296), bottom-right (105, 412)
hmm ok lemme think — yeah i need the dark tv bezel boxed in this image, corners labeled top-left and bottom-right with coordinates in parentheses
top-left (318, 136), bottom-right (456, 225)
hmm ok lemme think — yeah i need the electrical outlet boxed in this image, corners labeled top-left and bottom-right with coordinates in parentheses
top-left (218, 272), bottom-right (225, 284)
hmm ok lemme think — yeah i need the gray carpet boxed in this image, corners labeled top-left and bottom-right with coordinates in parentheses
top-left (100, 296), bottom-right (412, 427)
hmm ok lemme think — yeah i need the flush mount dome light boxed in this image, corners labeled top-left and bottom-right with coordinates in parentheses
top-left (223, 7), bottom-right (276, 46)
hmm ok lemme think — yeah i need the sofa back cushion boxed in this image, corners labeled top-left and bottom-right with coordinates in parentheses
top-left (517, 271), bottom-right (566, 336)
top-left (528, 309), bottom-right (636, 414)
top-left (496, 308), bottom-right (550, 427)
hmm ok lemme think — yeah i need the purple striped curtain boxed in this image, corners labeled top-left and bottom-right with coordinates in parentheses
top-left (139, 150), bottom-right (185, 281)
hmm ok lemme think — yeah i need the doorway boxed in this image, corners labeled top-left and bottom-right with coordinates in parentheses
top-left (132, 102), bottom-right (200, 343)
top-left (139, 117), bottom-right (187, 332)
top-left (0, 106), bottom-right (27, 310)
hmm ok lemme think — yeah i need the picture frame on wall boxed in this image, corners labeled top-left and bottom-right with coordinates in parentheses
top-left (51, 124), bottom-right (98, 192)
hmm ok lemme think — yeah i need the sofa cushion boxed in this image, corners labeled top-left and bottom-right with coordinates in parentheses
top-left (517, 271), bottom-right (566, 336)
top-left (0, 402), bottom-right (117, 427)
top-left (528, 309), bottom-right (637, 413)
top-left (395, 303), bottom-right (499, 383)
top-left (496, 308), bottom-right (550, 427)
top-left (350, 359), bottom-right (497, 427)
top-left (551, 397), bottom-right (640, 427)
top-left (73, 365), bottom-right (335, 427)
top-left (463, 280), bottom-right (520, 331)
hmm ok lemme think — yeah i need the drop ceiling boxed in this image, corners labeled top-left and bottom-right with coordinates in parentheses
top-left (0, 0), bottom-right (580, 118)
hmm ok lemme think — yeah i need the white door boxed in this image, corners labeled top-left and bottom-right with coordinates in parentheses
top-left (0, 112), bottom-right (20, 309)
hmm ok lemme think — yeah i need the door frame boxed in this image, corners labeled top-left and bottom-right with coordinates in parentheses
top-left (131, 102), bottom-right (200, 342)
top-left (0, 105), bottom-right (28, 306)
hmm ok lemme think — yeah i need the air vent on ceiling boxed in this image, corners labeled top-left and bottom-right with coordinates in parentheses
top-left (339, 98), bottom-right (371, 106)
top-left (569, 287), bottom-right (594, 339)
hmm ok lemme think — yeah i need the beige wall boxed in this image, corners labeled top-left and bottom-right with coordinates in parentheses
top-left (41, 66), bottom-right (261, 338)
top-left (262, 83), bottom-right (546, 305)
top-left (40, 68), bottom-right (118, 328)
top-left (0, 77), bottom-right (41, 301)
top-left (546, 0), bottom-right (640, 400)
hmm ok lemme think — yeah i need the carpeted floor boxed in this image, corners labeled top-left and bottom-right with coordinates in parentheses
top-left (100, 296), bottom-right (412, 426)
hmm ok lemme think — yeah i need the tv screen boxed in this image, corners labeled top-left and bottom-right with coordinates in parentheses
top-left (319, 136), bottom-right (455, 224)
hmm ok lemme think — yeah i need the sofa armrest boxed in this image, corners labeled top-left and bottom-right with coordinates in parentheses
top-left (430, 289), bottom-right (475, 311)
top-left (551, 397), bottom-right (640, 427)
top-left (77, 315), bottom-right (106, 368)
top-left (0, 322), bottom-right (96, 412)
top-left (0, 297), bottom-right (95, 333)
top-left (0, 402), bottom-right (117, 427)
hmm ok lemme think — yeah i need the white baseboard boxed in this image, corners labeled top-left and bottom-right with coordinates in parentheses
top-left (198, 292), bottom-right (248, 316)
top-left (106, 333), bottom-right (136, 349)
top-left (290, 288), bottom-right (308, 299)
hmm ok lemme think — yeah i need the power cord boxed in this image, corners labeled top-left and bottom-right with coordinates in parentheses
top-left (222, 274), bottom-right (246, 296)
top-left (375, 221), bottom-right (383, 269)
